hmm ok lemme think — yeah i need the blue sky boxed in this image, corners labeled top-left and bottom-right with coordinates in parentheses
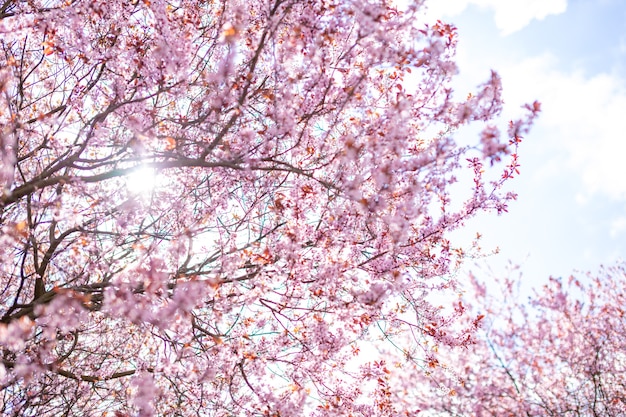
top-left (422, 0), bottom-right (626, 285)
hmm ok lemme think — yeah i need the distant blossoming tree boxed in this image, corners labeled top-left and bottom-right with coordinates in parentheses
top-left (414, 263), bottom-right (626, 416)
top-left (0, 0), bottom-right (537, 415)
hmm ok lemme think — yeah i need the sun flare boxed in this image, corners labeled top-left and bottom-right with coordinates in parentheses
top-left (125, 166), bottom-right (158, 195)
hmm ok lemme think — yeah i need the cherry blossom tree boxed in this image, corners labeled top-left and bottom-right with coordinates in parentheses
top-left (415, 263), bottom-right (626, 416)
top-left (0, 0), bottom-right (538, 415)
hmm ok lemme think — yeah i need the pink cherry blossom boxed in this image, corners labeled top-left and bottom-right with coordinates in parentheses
top-left (414, 262), bottom-right (626, 416)
top-left (0, 0), bottom-right (538, 415)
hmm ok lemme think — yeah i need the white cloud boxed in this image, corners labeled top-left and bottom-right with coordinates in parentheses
top-left (484, 0), bottom-right (568, 35)
top-left (425, 0), bottom-right (567, 35)
top-left (610, 216), bottom-right (626, 238)
top-left (425, 0), bottom-right (626, 281)
top-left (449, 41), bottom-right (626, 201)
top-left (496, 54), bottom-right (626, 200)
